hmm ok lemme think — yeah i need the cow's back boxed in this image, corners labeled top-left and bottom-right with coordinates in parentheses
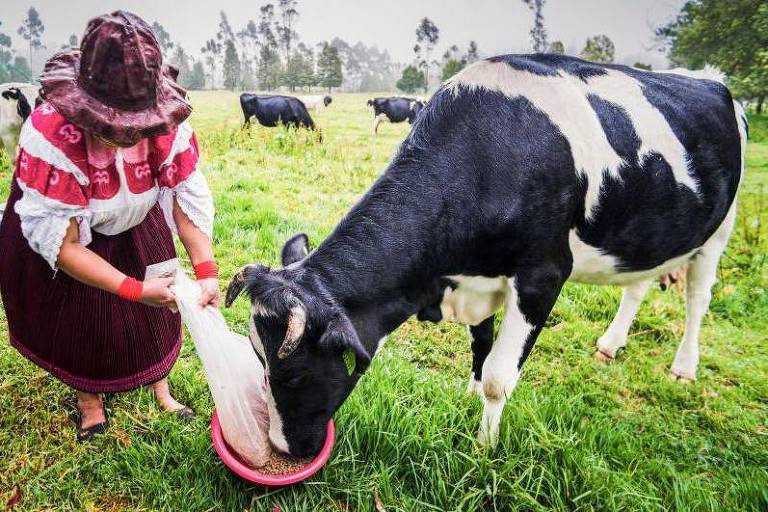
top-left (399, 54), bottom-right (744, 277)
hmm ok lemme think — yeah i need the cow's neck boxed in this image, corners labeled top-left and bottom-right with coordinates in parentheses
top-left (303, 163), bottom-right (450, 352)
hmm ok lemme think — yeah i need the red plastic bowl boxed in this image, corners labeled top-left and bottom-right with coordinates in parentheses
top-left (210, 409), bottom-right (335, 487)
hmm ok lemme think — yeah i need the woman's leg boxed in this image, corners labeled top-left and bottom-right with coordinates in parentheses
top-left (150, 378), bottom-right (189, 412)
top-left (76, 391), bottom-right (106, 428)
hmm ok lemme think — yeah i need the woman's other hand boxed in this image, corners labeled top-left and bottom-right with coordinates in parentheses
top-left (141, 276), bottom-right (176, 308)
top-left (198, 278), bottom-right (220, 308)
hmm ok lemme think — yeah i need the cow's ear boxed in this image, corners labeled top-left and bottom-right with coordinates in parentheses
top-left (2, 89), bottom-right (19, 101)
top-left (281, 233), bottom-right (310, 266)
top-left (318, 314), bottom-right (370, 376)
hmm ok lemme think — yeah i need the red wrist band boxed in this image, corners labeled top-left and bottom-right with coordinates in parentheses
top-left (118, 277), bottom-right (143, 302)
top-left (194, 260), bottom-right (218, 280)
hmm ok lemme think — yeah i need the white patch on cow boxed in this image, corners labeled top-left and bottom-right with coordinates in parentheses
top-left (477, 277), bottom-right (532, 447)
top-left (658, 65), bottom-right (726, 84)
top-left (440, 275), bottom-right (506, 326)
top-left (248, 306), bottom-right (267, 360)
top-left (248, 304), bottom-right (290, 453)
top-left (265, 386), bottom-right (289, 453)
top-left (446, 60), bottom-right (699, 220)
top-left (568, 229), bottom-right (697, 286)
top-left (585, 71), bottom-right (697, 193)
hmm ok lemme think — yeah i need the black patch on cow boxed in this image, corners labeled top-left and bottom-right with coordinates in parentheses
top-left (587, 94), bottom-right (641, 166)
top-left (489, 54), bottom-right (608, 81)
top-left (2, 87), bottom-right (32, 122)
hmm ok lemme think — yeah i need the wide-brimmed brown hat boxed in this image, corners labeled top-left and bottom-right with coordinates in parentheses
top-left (40, 10), bottom-right (191, 147)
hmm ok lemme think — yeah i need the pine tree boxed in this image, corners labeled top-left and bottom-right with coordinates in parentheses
top-left (170, 46), bottom-right (192, 88)
top-left (276, 0), bottom-right (299, 62)
top-left (414, 18), bottom-right (439, 90)
top-left (17, 7), bottom-right (45, 70)
top-left (522, 0), bottom-right (548, 53)
top-left (201, 39), bottom-right (222, 89)
top-left (316, 42), bottom-right (343, 93)
top-left (188, 61), bottom-right (207, 90)
top-left (258, 45), bottom-right (281, 91)
top-left (0, 21), bottom-right (12, 81)
top-left (222, 39), bottom-right (241, 90)
top-left (151, 21), bottom-right (173, 56)
top-left (466, 40), bottom-right (479, 62)
top-left (61, 33), bottom-right (78, 50)
top-left (240, 58), bottom-right (255, 90)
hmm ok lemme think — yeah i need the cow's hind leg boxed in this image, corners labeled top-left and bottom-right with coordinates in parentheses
top-left (467, 317), bottom-right (494, 395)
top-left (670, 206), bottom-right (735, 382)
top-left (594, 280), bottom-right (652, 361)
top-left (478, 266), bottom-right (567, 447)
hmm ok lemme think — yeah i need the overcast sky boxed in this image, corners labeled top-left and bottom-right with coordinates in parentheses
top-left (2, 0), bottom-right (684, 68)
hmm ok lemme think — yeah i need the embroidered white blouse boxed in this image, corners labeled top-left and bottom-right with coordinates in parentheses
top-left (13, 103), bottom-right (214, 269)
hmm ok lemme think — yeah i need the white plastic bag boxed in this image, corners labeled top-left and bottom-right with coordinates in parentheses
top-left (171, 271), bottom-right (272, 467)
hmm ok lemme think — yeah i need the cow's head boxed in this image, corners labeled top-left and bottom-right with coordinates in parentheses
top-left (323, 95), bottom-right (332, 107)
top-left (366, 99), bottom-right (374, 107)
top-left (225, 235), bottom-right (370, 457)
top-left (2, 88), bottom-right (32, 122)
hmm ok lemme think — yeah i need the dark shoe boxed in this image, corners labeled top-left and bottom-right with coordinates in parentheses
top-left (75, 420), bottom-right (109, 442)
top-left (67, 403), bottom-right (109, 443)
top-left (174, 406), bottom-right (195, 420)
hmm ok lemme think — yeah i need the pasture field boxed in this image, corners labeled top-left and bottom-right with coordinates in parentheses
top-left (0, 91), bottom-right (766, 511)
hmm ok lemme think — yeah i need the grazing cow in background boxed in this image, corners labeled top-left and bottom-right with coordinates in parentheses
top-left (298, 95), bottom-right (332, 112)
top-left (227, 54), bottom-right (747, 457)
top-left (367, 96), bottom-right (425, 134)
top-left (240, 93), bottom-right (317, 130)
top-left (0, 83), bottom-right (39, 163)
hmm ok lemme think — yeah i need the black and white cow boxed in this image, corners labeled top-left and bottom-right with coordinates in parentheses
top-left (1, 83), bottom-right (39, 163)
top-left (367, 96), bottom-right (425, 134)
top-left (227, 54), bottom-right (747, 457)
top-left (240, 93), bottom-right (317, 130)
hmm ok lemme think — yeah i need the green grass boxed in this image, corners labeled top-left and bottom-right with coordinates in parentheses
top-left (0, 92), bottom-right (766, 511)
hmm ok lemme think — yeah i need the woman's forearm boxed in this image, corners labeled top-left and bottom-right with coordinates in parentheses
top-left (173, 198), bottom-right (214, 266)
top-left (56, 219), bottom-right (126, 293)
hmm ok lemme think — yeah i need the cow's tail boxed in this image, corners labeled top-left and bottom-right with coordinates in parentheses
top-left (734, 99), bottom-right (749, 181)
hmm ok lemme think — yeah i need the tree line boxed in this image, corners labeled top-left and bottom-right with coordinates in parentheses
top-left (394, 2), bottom-right (629, 94)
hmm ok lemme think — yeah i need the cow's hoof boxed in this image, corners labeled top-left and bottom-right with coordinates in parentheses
top-left (476, 429), bottom-right (497, 449)
top-left (593, 349), bottom-right (614, 363)
top-left (669, 369), bottom-right (696, 384)
top-left (466, 378), bottom-right (483, 397)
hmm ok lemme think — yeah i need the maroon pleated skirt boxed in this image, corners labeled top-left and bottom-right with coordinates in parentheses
top-left (0, 180), bottom-right (182, 393)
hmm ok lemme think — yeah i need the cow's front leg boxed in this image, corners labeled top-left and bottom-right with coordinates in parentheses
top-left (467, 317), bottom-right (494, 395)
top-left (478, 266), bottom-right (567, 447)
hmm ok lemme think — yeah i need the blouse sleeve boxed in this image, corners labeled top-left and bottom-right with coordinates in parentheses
top-left (155, 122), bottom-right (214, 240)
top-left (14, 149), bottom-right (92, 269)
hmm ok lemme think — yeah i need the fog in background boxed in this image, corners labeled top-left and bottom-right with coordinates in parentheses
top-left (3, 0), bottom-right (684, 68)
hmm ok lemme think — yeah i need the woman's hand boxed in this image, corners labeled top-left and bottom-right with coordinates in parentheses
top-left (140, 276), bottom-right (177, 308)
top-left (198, 278), bottom-right (221, 308)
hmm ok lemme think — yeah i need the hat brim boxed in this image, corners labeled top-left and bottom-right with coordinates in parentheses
top-left (40, 50), bottom-right (192, 147)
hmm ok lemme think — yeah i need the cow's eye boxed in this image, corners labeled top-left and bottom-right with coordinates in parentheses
top-left (281, 374), bottom-right (309, 389)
